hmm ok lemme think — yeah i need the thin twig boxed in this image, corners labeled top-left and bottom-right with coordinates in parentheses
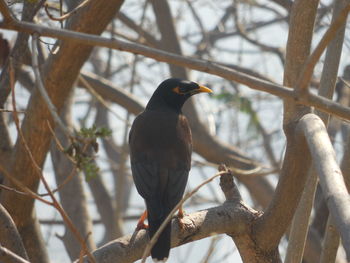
top-left (140, 170), bottom-right (228, 262)
top-left (232, 4), bottom-right (285, 65)
top-left (0, 244), bottom-right (30, 263)
top-left (31, 33), bottom-right (74, 141)
top-left (10, 54), bottom-right (96, 263)
top-left (44, 0), bottom-right (91, 22)
top-left (0, 108), bottom-right (25, 113)
top-left (339, 76), bottom-right (350, 88)
top-left (46, 120), bottom-right (77, 165)
top-left (7, 58), bottom-right (54, 206)
top-left (200, 236), bottom-right (219, 263)
top-left (78, 74), bottom-right (131, 125)
top-left (0, 183), bottom-right (30, 196)
top-left (0, 167), bottom-right (53, 205)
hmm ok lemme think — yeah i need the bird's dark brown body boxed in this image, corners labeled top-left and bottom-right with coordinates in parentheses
top-left (129, 78), bottom-right (211, 261)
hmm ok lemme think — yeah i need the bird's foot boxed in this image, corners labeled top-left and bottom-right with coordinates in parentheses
top-left (136, 221), bottom-right (149, 231)
top-left (135, 210), bottom-right (148, 231)
top-left (177, 207), bottom-right (186, 230)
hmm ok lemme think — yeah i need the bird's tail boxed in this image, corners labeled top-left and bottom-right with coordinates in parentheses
top-left (148, 217), bottom-right (171, 262)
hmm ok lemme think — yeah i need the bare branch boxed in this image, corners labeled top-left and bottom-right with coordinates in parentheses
top-left (232, 5), bottom-right (285, 65)
top-left (269, 0), bottom-right (292, 11)
top-left (79, 174), bottom-right (264, 263)
top-left (319, 216), bottom-right (340, 263)
top-left (44, 0), bottom-right (92, 22)
top-left (10, 57), bottom-right (96, 263)
top-left (299, 113), bottom-right (350, 260)
top-left (31, 33), bottom-right (74, 140)
top-left (0, 204), bottom-right (28, 261)
top-left (78, 74), bottom-right (130, 124)
top-left (117, 12), bottom-right (160, 48)
top-left (254, 0), bottom-right (319, 252)
top-left (286, 0), bottom-right (348, 260)
top-left (0, 244), bottom-right (30, 263)
top-left (0, 1), bottom-right (15, 22)
top-left (140, 170), bottom-right (227, 262)
top-left (1, 18), bottom-right (350, 121)
top-left (1, 2), bottom-right (125, 261)
top-left (296, 3), bottom-right (350, 94)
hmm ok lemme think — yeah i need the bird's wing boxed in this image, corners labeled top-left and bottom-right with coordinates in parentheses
top-left (165, 168), bottom-right (189, 208)
top-left (131, 161), bottom-right (189, 203)
top-left (130, 161), bottom-right (159, 200)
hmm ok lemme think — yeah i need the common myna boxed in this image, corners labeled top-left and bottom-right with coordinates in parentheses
top-left (129, 78), bottom-right (212, 261)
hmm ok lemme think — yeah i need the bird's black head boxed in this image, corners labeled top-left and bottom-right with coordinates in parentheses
top-left (146, 78), bottom-right (212, 112)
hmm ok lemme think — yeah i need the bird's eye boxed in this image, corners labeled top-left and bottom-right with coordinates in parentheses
top-left (173, 87), bottom-right (180, 94)
top-left (173, 86), bottom-right (188, 95)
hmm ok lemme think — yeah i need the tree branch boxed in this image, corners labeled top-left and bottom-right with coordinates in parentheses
top-left (78, 166), bottom-right (278, 263)
top-left (299, 113), bottom-right (350, 260)
top-left (1, 15), bottom-right (350, 121)
top-left (296, 3), bottom-right (350, 94)
top-left (0, 0), bottom-right (125, 261)
top-left (0, 244), bottom-right (30, 263)
top-left (0, 204), bottom-right (28, 261)
top-left (286, 0), bottom-right (348, 260)
top-left (78, 202), bottom-right (257, 263)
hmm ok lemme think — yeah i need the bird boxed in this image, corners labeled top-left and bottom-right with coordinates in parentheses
top-left (129, 78), bottom-right (212, 261)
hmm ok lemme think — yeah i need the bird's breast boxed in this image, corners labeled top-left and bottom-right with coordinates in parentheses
top-left (129, 110), bottom-right (192, 169)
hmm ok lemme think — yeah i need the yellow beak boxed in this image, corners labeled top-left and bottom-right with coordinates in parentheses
top-left (198, 85), bottom-right (213, 93)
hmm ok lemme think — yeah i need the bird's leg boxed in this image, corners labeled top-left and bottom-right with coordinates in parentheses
top-left (178, 205), bottom-right (185, 219)
top-left (136, 210), bottom-right (148, 231)
top-left (177, 205), bottom-right (186, 230)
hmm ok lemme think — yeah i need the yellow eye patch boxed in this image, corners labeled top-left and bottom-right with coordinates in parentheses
top-left (172, 87), bottom-right (183, 94)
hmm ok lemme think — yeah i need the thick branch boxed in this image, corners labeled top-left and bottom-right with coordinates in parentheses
top-left (286, 0), bottom-right (347, 261)
top-left (1, 18), bottom-right (350, 121)
top-left (77, 203), bottom-right (256, 263)
top-left (299, 113), bottom-right (350, 260)
top-left (253, 116), bottom-right (311, 251)
top-left (0, 204), bottom-right (28, 261)
top-left (0, 1), bottom-right (125, 262)
top-left (254, 0), bottom-right (319, 253)
top-left (1, 0), bottom-right (125, 225)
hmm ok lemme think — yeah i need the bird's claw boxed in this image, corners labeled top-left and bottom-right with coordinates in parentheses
top-left (135, 210), bottom-right (148, 231)
top-left (136, 222), bottom-right (149, 231)
top-left (177, 208), bottom-right (186, 230)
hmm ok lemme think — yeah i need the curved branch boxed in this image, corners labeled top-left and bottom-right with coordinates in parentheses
top-left (0, 244), bottom-right (29, 263)
top-left (254, 0), bottom-right (319, 253)
top-left (299, 114), bottom-right (350, 260)
top-left (1, 18), bottom-right (350, 121)
top-left (77, 164), bottom-right (280, 263)
top-left (296, 3), bottom-right (350, 93)
top-left (77, 203), bottom-right (256, 263)
top-left (0, 204), bottom-right (28, 261)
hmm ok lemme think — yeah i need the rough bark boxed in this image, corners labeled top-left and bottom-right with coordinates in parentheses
top-left (0, 204), bottom-right (28, 261)
top-left (286, 0), bottom-right (347, 261)
top-left (0, 0), bottom-right (125, 261)
top-left (79, 169), bottom-right (279, 263)
top-left (254, 0), bottom-right (319, 253)
top-left (0, 244), bottom-right (29, 263)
